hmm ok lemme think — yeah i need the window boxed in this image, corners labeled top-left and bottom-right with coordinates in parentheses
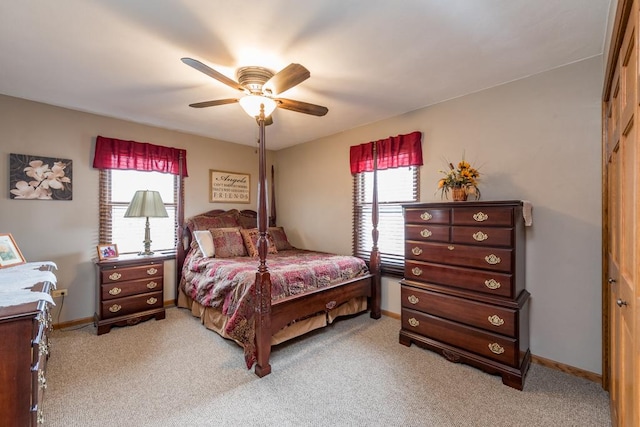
top-left (99, 169), bottom-right (178, 254)
top-left (353, 166), bottom-right (419, 275)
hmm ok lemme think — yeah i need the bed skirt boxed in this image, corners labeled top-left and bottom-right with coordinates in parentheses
top-left (177, 287), bottom-right (368, 347)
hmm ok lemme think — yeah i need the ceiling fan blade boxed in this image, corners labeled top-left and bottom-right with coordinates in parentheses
top-left (181, 57), bottom-right (245, 92)
top-left (263, 64), bottom-right (310, 96)
top-left (189, 98), bottom-right (239, 108)
top-left (275, 98), bottom-right (328, 116)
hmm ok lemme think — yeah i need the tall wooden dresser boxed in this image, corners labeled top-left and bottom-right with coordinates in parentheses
top-left (400, 200), bottom-right (530, 389)
top-left (0, 266), bottom-right (54, 426)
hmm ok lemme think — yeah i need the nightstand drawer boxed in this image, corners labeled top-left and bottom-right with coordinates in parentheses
top-left (401, 286), bottom-right (517, 336)
top-left (101, 263), bottom-right (163, 283)
top-left (402, 309), bottom-right (519, 367)
top-left (101, 291), bottom-right (163, 319)
top-left (101, 277), bottom-right (163, 300)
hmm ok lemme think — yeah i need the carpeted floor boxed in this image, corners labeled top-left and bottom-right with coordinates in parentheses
top-left (42, 307), bottom-right (610, 426)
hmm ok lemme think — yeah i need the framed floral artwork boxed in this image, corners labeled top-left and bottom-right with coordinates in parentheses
top-left (9, 153), bottom-right (73, 200)
top-left (97, 244), bottom-right (119, 261)
top-left (0, 233), bottom-right (26, 268)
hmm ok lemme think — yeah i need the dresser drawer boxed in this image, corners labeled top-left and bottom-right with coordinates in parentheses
top-left (405, 241), bottom-right (512, 273)
top-left (451, 226), bottom-right (513, 247)
top-left (452, 207), bottom-right (514, 226)
top-left (405, 260), bottom-right (514, 298)
top-left (101, 277), bottom-right (163, 300)
top-left (401, 286), bottom-right (517, 336)
top-left (101, 291), bottom-right (163, 319)
top-left (405, 224), bottom-right (450, 242)
top-left (101, 263), bottom-right (163, 283)
top-left (402, 309), bottom-right (519, 367)
top-left (404, 208), bottom-right (450, 225)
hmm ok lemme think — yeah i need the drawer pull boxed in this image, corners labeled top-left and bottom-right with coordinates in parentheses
top-left (108, 272), bottom-right (122, 281)
top-left (38, 370), bottom-right (47, 389)
top-left (411, 267), bottom-right (423, 276)
top-left (108, 304), bottom-right (122, 313)
top-left (448, 245), bottom-right (454, 250)
top-left (485, 254), bottom-right (501, 265)
top-left (420, 229), bottom-right (432, 238)
top-left (412, 247), bottom-right (423, 256)
top-left (146, 281), bottom-right (158, 289)
top-left (472, 231), bottom-right (488, 241)
top-left (488, 343), bottom-right (505, 355)
top-left (473, 212), bottom-right (488, 222)
top-left (147, 267), bottom-right (158, 275)
top-left (146, 297), bottom-right (158, 305)
top-left (408, 317), bottom-right (420, 327)
top-left (108, 287), bottom-right (122, 296)
top-left (484, 279), bottom-right (501, 290)
top-left (488, 315), bottom-right (505, 326)
top-left (39, 343), bottom-right (49, 357)
top-left (420, 212), bottom-right (433, 221)
top-left (407, 295), bottom-right (419, 304)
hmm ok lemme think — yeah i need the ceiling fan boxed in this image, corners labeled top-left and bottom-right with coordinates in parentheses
top-left (181, 58), bottom-right (328, 124)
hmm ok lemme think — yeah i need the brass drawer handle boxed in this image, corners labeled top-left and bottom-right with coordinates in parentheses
top-left (412, 247), bottom-right (423, 256)
top-left (420, 212), bottom-right (433, 221)
top-left (38, 370), bottom-right (47, 389)
top-left (108, 272), bottom-right (122, 281)
top-left (485, 279), bottom-right (501, 289)
top-left (448, 245), bottom-right (454, 250)
top-left (108, 304), bottom-right (122, 313)
top-left (407, 295), bottom-right (419, 304)
top-left (420, 229), bottom-right (432, 238)
top-left (473, 212), bottom-right (488, 222)
top-left (488, 315), bottom-right (504, 326)
top-left (108, 287), bottom-right (122, 296)
top-left (146, 297), bottom-right (158, 305)
top-left (411, 267), bottom-right (422, 276)
top-left (408, 318), bottom-right (420, 327)
top-left (146, 281), bottom-right (158, 289)
top-left (147, 267), bottom-right (158, 275)
top-left (488, 343), bottom-right (505, 355)
top-left (485, 254), bottom-right (501, 265)
top-left (472, 231), bottom-right (488, 241)
top-left (39, 343), bottom-right (49, 357)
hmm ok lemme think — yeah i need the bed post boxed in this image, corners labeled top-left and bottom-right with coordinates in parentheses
top-left (370, 141), bottom-right (382, 319)
top-left (254, 104), bottom-right (272, 377)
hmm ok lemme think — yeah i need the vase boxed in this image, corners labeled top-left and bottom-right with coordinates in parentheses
top-left (451, 187), bottom-right (467, 201)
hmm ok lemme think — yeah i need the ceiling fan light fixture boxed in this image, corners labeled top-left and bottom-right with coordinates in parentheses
top-left (239, 95), bottom-right (277, 118)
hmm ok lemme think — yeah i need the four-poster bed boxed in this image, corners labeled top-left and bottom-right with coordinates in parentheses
top-left (176, 105), bottom-right (382, 376)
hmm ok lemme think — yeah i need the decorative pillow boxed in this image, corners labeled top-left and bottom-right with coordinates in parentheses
top-left (193, 230), bottom-right (214, 258)
top-left (240, 228), bottom-right (278, 257)
top-left (208, 227), bottom-right (247, 258)
top-left (186, 211), bottom-right (240, 232)
top-left (268, 226), bottom-right (293, 251)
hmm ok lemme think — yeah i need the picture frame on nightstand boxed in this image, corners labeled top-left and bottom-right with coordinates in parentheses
top-left (0, 233), bottom-right (26, 268)
top-left (97, 243), bottom-right (119, 260)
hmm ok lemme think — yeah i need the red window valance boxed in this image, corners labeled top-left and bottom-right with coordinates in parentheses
top-left (93, 135), bottom-right (188, 177)
top-left (349, 131), bottom-right (423, 174)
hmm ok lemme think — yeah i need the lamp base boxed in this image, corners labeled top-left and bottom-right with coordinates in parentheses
top-left (138, 250), bottom-right (155, 256)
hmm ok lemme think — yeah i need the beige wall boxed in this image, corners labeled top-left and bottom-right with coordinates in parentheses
top-left (276, 56), bottom-right (604, 374)
top-left (0, 94), bottom-right (271, 323)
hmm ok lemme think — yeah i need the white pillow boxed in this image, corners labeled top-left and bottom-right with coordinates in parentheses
top-left (193, 230), bottom-right (215, 258)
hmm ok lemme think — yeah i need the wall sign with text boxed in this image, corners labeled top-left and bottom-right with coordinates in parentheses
top-left (209, 170), bottom-right (250, 203)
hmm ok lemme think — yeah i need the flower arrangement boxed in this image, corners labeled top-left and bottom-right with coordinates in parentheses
top-left (437, 156), bottom-right (481, 200)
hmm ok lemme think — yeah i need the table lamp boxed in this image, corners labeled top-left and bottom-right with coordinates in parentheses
top-left (124, 190), bottom-right (168, 255)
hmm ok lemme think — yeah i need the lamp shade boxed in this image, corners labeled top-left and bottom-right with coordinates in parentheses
top-left (239, 95), bottom-right (277, 118)
top-left (124, 190), bottom-right (168, 218)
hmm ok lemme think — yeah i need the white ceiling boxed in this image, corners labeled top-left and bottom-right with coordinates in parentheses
top-left (0, 1), bottom-right (611, 150)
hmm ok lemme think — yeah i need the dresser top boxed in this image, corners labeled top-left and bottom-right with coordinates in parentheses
top-left (403, 200), bottom-right (524, 209)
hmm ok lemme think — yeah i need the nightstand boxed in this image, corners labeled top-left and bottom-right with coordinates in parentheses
top-left (93, 253), bottom-right (172, 335)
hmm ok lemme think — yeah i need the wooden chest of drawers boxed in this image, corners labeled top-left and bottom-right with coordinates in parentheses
top-left (94, 253), bottom-right (168, 335)
top-left (0, 267), bottom-right (54, 426)
top-left (400, 201), bottom-right (530, 389)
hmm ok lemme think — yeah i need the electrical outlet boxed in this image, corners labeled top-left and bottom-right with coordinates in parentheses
top-left (52, 289), bottom-right (68, 298)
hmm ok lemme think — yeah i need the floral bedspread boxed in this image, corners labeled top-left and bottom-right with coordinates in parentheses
top-left (180, 248), bottom-right (369, 368)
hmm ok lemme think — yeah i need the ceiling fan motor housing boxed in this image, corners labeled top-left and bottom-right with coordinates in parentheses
top-left (237, 67), bottom-right (274, 94)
